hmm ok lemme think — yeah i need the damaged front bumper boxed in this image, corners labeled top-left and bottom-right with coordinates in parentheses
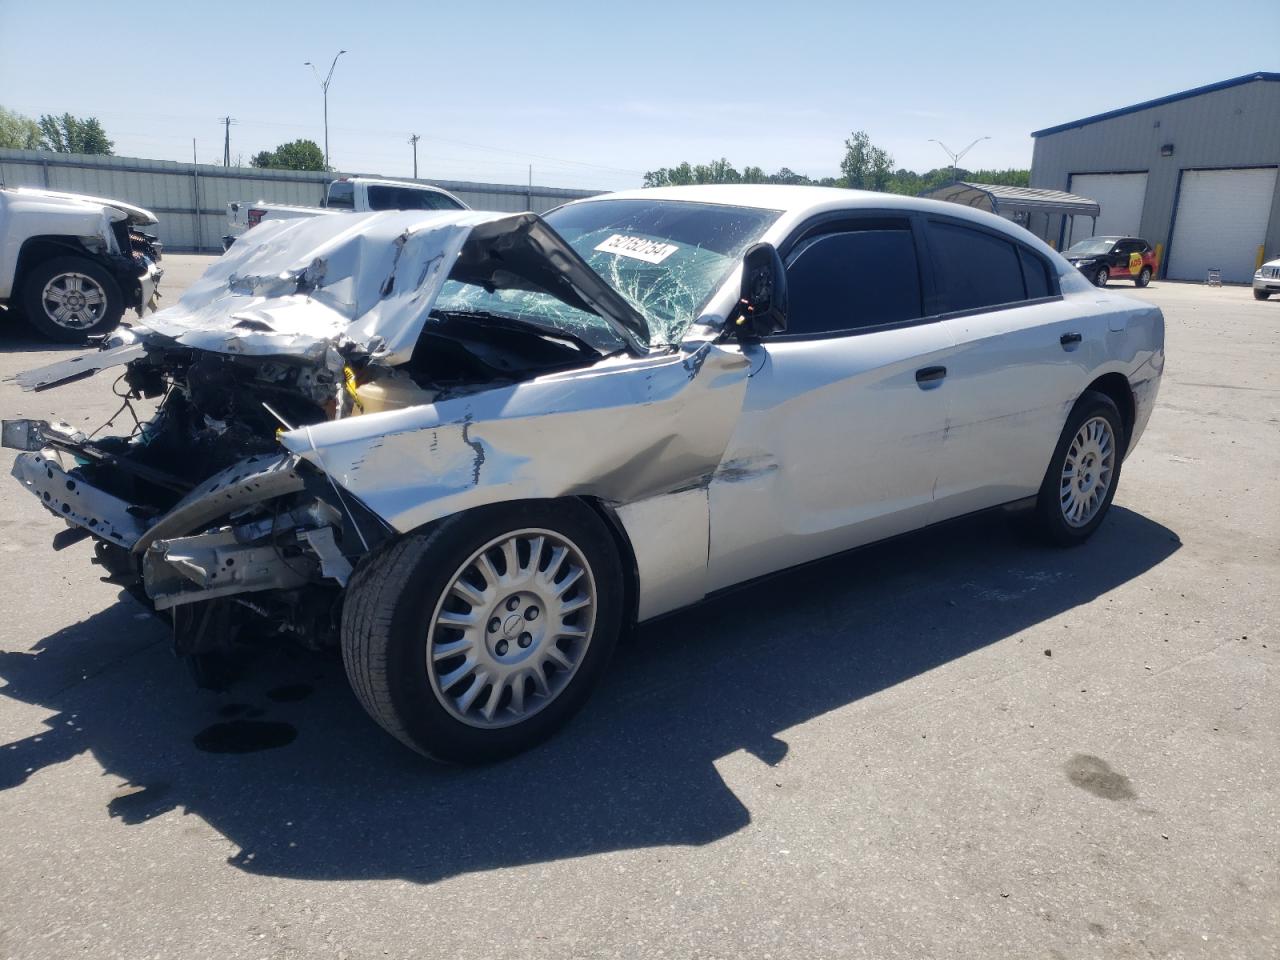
top-left (137, 260), bottom-right (162, 315)
top-left (5, 419), bottom-right (357, 613)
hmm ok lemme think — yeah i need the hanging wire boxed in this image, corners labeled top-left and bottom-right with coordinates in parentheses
top-left (88, 374), bottom-right (144, 439)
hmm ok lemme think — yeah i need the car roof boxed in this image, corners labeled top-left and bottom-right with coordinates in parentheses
top-left (345, 177), bottom-right (454, 193)
top-left (591, 184), bottom-right (919, 215)
top-left (564, 184), bottom-right (1073, 262)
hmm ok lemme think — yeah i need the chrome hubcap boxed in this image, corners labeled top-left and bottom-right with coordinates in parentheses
top-left (427, 528), bottom-right (596, 728)
top-left (1060, 416), bottom-right (1116, 527)
top-left (41, 272), bottom-right (107, 329)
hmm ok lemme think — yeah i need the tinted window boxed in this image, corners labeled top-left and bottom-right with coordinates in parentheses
top-left (366, 185), bottom-right (464, 211)
top-left (1019, 248), bottom-right (1052, 299)
top-left (928, 221), bottom-right (1025, 312)
top-left (326, 181), bottom-right (354, 209)
top-left (784, 227), bottom-right (922, 336)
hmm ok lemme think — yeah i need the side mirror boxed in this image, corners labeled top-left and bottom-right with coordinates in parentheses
top-left (731, 242), bottom-right (787, 339)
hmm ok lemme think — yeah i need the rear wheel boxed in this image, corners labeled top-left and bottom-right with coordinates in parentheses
top-left (1033, 391), bottom-right (1125, 546)
top-left (1093, 266), bottom-right (1110, 287)
top-left (20, 256), bottom-right (124, 342)
top-left (340, 501), bottom-right (624, 763)
top-left (1256, 289), bottom-right (1272, 301)
top-left (1135, 267), bottom-right (1152, 288)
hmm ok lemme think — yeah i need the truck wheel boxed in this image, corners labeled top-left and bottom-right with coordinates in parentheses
top-left (1033, 391), bottom-right (1125, 547)
top-left (21, 256), bottom-right (125, 343)
top-left (1135, 267), bottom-right (1152, 288)
top-left (340, 500), bottom-right (625, 763)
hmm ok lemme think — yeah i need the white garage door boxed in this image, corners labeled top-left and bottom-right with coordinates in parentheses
top-left (1067, 172), bottom-right (1148, 246)
top-left (1166, 167), bottom-right (1279, 283)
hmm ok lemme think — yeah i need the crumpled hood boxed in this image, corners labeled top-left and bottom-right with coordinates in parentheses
top-left (7, 186), bottom-right (158, 226)
top-left (133, 209), bottom-right (650, 364)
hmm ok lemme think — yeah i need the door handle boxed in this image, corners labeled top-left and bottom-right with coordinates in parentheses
top-left (915, 365), bottom-right (947, 387)
top-left (1060, 332), bottom-right (1082, 346)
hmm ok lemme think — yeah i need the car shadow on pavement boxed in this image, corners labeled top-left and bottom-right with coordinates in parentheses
top-left (0, 306), bottom-right (89, 355)
top-left (0, 505), bottom-right (1180, 884)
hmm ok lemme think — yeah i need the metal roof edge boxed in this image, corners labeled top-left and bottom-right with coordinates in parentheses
top-left (1031, 71), bottom-right (1280, 138)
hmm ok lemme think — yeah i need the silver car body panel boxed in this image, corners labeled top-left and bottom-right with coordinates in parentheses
top-left (280, 340), bottom-right (750, 522)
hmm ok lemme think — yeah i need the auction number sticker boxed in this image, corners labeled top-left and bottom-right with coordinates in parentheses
top-left (594, 234), bottom-right (679, 264)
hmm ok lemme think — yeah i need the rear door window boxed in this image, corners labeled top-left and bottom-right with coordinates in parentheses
top-left (326, 181), bottom-right (355, 209)
top-left (367, 185), bottom-right (463, 211)
top-left (1018, 247), bottom-right (1053, 299)
top-left (926, 220), bottom-right (1026, 313)
top-left (783, 222), bottom-right (923, 336)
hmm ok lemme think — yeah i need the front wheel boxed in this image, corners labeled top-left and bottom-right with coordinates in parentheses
top-left (20, 256), bottom-right (125, 342)
top-left (340, 500), bottom-right (625, 763)
top-left (1135, 267), bottom-right (1152, 288)
top-left (1033, 391), bottom-right (1126, 546)
top-left (1093, 266), bottom-right (1110, 287)
top-left (1256, 289), bottom-right (1272, 301)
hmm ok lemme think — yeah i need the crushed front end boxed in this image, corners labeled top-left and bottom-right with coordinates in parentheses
top-left (3, 342), bottom-right (390, 666)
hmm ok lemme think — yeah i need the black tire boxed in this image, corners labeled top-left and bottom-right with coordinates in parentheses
top-left (1033, 390), bottom-right (1126, 547)
top-left (20, 255), bottom-right (125, 343)
top-left (1093, 266), bottom-right (1109, 288)
top-left (1255, 289), bottom-right (1271, 301)
top-left (340, 500), bottom-right (625, 763)
top-left (1135, 267), bottom-right (1152, 288)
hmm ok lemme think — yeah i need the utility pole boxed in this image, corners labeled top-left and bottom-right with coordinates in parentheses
top-left (304, 50), bottom-right (347, 169)
top-left (928, 136), bottom-right (991, 183)
top-left (219, 116), bottom-right (236, 167)
top-left (408, 133), bottom-right (420, 178)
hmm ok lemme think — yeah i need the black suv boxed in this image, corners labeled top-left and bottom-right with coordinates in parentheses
top-left (1063, 236), bottom-right (1156, 288)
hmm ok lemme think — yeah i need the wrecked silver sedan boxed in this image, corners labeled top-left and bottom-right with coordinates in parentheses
top-left (3, 186), bottom-right (1165, 762)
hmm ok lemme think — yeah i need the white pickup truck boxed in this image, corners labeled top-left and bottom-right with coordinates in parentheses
top-left (0, 186), bottom-right (163, 342)
top-left (223, 177), bottom-right (467, 250)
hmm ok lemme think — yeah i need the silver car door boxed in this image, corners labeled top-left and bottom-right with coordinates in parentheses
top-left (706, 217), bottom-right (956, 593)
top-left (921, 218), bottom-right (1098, 520)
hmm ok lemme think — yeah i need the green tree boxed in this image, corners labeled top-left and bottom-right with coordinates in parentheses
top-left (839, 130), bottom-right (893, 191)
top-left (37, 113), bottom-right (113, 154)
top-left (0, 105), bottom-right (42, 149)
top-left (644, 159), bottom-right (834, 187)
top-left (250, 139), bottom-right (326, 171)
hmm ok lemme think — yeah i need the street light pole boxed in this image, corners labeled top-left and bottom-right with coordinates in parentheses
top-left (928, 136), bottom-right (991, 183)
top-left (304, 50), bottom-right (347, 170)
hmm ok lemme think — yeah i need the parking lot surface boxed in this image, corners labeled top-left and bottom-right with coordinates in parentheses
top-left (0, 260), bottom-right (1275, 960)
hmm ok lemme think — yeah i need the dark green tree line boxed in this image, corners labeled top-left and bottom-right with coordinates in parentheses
top-left (643, 130), bottom-right (1029, 195)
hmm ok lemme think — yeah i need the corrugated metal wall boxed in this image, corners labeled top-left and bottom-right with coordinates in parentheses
top-left (0, 149), bottom-right (604, 252)
top-left (1029, 77), bottom-right (1280, 273)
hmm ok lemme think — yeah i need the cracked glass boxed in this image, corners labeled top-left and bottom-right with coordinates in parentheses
top-left (433, 199), bottom-right (780, 351)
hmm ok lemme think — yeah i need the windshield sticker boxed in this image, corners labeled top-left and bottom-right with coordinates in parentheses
top-left (594, 234), bottom-right (679, 265)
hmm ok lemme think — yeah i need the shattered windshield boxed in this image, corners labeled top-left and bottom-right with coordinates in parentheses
top-left (547, 199), bottom-right (781, 345)
top-left (433, 199), bottom-right (780, 349)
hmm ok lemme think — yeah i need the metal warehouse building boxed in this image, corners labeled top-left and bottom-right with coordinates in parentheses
top-left (1029, 71), bottom-right (1280, 283)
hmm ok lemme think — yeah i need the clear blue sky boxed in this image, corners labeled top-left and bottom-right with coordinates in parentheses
top-left (1, 0), bottom-right (1275, 191)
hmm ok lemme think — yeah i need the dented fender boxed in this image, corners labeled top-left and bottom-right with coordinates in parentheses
top-left (279, 342), bottom-right (752, 537)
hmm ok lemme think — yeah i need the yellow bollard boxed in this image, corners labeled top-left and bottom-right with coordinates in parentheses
top-left (1258, 245), bottom-right (1267, 270)
top-left (1154, 242), bottom-right (1164, 272)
